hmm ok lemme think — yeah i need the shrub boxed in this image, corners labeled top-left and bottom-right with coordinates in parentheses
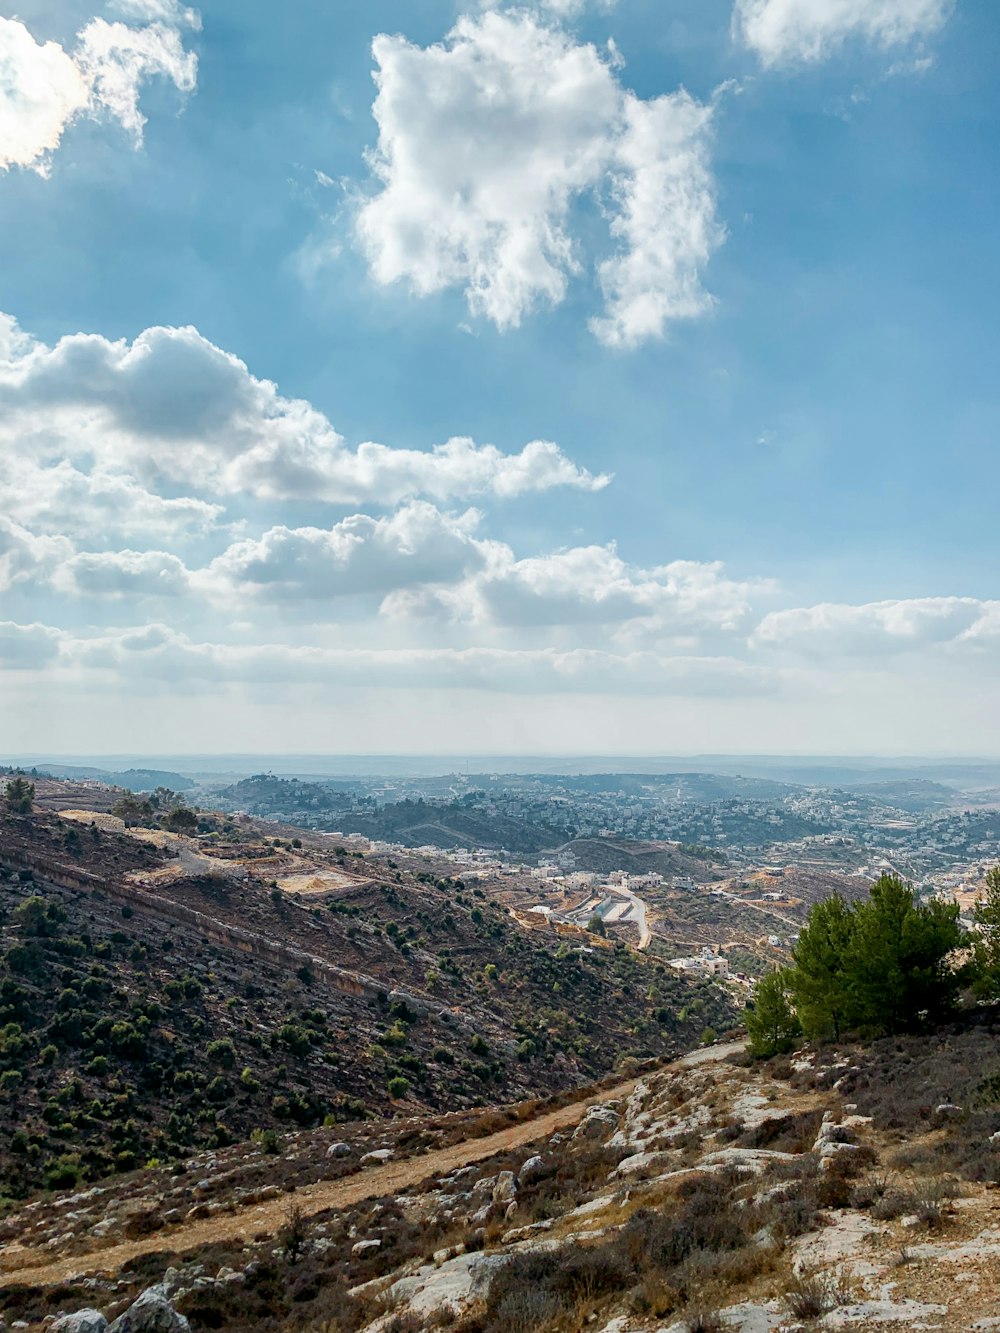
top-left (388, 1076), bottom-right (411, 1099)
top-left (207, 1038), bottom-right (237, 1068)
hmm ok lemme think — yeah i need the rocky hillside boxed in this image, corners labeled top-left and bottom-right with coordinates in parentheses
top-left (0, 804), bottom-right (735, 1198)
top-left (8, 1021), bottom-right (1000, 1332)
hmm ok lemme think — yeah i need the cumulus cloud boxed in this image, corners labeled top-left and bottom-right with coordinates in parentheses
top-left (0, 621), bottom-right (64, 667)
top-left (0, 518), bottom-right (69, 592)
top-left (0, 315), bottom-right (608, 504)
top-left (355, 10), bottom-right (721, 345)
top-left (0, 5), bottom-right (198, 174)
top-left (734, 0), bottom-right (953, 66)
top-left (384, 544), bottom-right (766, 646)
top-left (0, 516), bottom-right (190, 599)
top-left (591, 91), bottom-right (722, 348)
top-left (0, 457), bottom-right (223, 541)
top-left (59, 548), bottom-right (191, 599)
top-left (754, 597), bottom-right (1000, 655)
top-left (205, 502), bottom-right (497, 601)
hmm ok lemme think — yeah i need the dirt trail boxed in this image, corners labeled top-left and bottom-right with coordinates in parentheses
top-left (0, 1043), bottom-right (743, 1291)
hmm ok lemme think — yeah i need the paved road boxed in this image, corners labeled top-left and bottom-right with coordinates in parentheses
top-left (0, 1042), bottom-right (744, 1290)
top-left (619, 888), bottom-right (652, 949)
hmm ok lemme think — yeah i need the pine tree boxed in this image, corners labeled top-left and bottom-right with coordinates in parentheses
top-left (787, 894), bottom-right (856, 1040)
top-left (745, 968), bottom-right (801, 1058)
top-left (973, 865), bottom-right (1000, 999)
top-left (3, 777), bottom-right (34, 815)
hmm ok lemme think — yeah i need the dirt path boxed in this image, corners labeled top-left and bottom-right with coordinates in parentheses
top-left (0, 1043), bottom-right (743, 1291)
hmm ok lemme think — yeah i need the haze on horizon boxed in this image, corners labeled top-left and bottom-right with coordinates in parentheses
top-left (2, 0), bottom-right (998, 754)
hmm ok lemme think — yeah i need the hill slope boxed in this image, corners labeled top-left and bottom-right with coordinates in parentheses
top-left (0, 805), bottom-right (735, 1199)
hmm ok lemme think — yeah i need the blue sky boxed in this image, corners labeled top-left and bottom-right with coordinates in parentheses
top-left (1, 0), bottom-right (998, 755)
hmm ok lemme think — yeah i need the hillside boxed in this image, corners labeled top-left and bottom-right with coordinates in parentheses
top-left (563, 837), bottom-right (725, 880)
top-left (0, 801), bottom-right (735, 1199)
top-left (8, 1023), bottom-right (1000, 1331)
top-left (320, 799), bottom-right (574, 854)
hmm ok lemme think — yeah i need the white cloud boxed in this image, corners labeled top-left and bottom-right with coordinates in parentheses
top-left (0, 18), bottom-right (89, 173)
top-left (26, 618), bottom-right (774, 697)
top-left (0, 5), bottom-right (197, 175)
top-left (734, 0), bottom-right (953, 67)
top-left (73, 17), bottom-right (197, 144)
top-left (0, 457), bottom-right (223, 541)
top-left (387, 544), bottom-right (765, 644)
top-left (206, 502), bottom-right (497, 601)
top-left (591, 91), bottom-right (722, 348)
top-left (754, 597), bottom-right (1000, 655)
top-left (355, 10), bottom-right (721, 344)
top-left (0, 315), bottom-right (608, 504)
top-left (0, 518), bottom-right (70, 592)
top-left (0, 621), bottom-right (64, 667)
top-left (59, 548), bottom-right (191, 598)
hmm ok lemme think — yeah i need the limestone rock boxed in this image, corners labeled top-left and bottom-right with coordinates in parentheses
top-left (50, 1312), bottom-right (108, 1333)
top-left (572, 1104), bottom-right (620, 1142)
top-left (107, 1286), bottom-right (189, 1333)
top-left (518, 1155), bottom-right (545, 1184)
top-left (351, 1239), bottom-right (382, 1256)
top-left (492, 1171), bottom-right (517, 1204)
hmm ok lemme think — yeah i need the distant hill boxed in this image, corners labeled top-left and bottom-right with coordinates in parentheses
top-left (847, 779), bottom-right (956, 812)
top-left (104, 769), bottom-right (196, 793)
top-left (564, 837), bottom-right (725, 880)
top-left (330, 798), bottom-right (574, 854)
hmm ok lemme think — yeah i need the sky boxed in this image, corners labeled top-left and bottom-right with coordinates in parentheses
top-left (1, 0), bottom-right (998, 757)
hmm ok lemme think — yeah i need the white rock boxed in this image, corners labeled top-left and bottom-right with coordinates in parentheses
top-left (360, 1149), bottom-right (394, 1164)
top-left (351, 1239), bottom-right (382, 1256)
top-left (822, 1298), bottom-right (947, 1326)
top-left (492, 1172), bottom-right (517, 1203)
top-left (384, 1250), bottom-right (510, 1319)
top-left (326, 1142), bottom-right (352, 1158)
top-left (107, 1286), bottom-right (189, 1333)
top-left (518, 1155), bottom-right (545, 1184)
top-left (50, 1312), bottom-right (108, 1333)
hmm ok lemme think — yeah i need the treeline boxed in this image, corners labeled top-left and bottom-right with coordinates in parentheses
top-left (747, 868), bottom-right (1000, 1056)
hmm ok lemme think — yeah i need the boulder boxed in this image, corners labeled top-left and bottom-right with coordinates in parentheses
top-left (572, 1105), bottom-right (620, 1143)
top-left (351, 1239), bottom-right (382, 1257)
top-left (51, 1312), bottom-right (108, 1333)
top-left (108, 1286), bottom-right (189, 1333)
top-left (326, 1142), bottom-right (352, 1159)
top-left (817, 1141), bottom-right (862, 1166)
top-left (518, 1155), bottom-right (546, 1184)
top-left (360, 1148), bottom-right (394, 1165)
top-left (492, 1171), bottom-right (517, 1204)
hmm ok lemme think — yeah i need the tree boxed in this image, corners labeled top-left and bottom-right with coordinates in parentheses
top-left (745, 969), bottom-right (801, 1058)
top-left (846, 875), bottom-right (966, 1033)
top-left (111, 795), bottom-right (154, 826)
top-left (972, 865), bottom-right (1000, 999)
top-left (166, 806), bottom-right (198, 834)
top-left (4, 778), bottom-right (34, 815)
top-left (786, 874), bottom-right (966, 1040)
top-left (786, 894), bottom-right (856, 1040)
top-left (587, 914), bottom-right (607, 937)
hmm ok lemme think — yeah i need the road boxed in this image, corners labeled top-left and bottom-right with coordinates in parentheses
top-left (0, 1042), bottom-right (743, 1290)
top-left (619, 888), bottom-right (652, 949)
